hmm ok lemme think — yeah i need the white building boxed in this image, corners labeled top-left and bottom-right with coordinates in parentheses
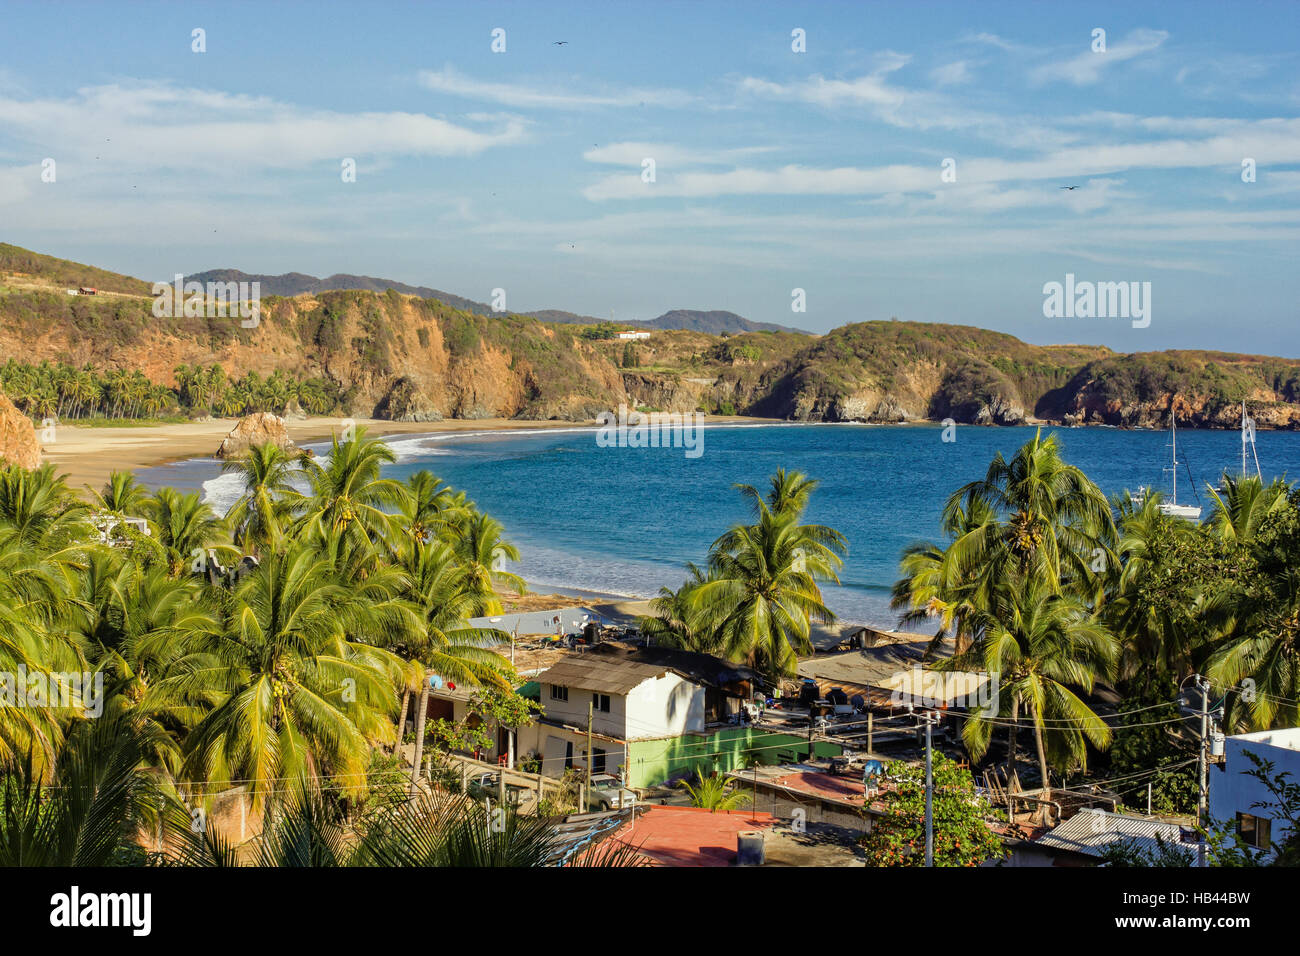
top-left (519, 642), bottom-right (766, 785)
top-left (616, 330), bottom-right (651, 340)
top-left (1208, 727), bottom-right (1300, 856)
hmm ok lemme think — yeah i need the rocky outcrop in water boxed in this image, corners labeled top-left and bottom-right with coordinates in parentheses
top-left (216, 412), bottom-right (296, 459)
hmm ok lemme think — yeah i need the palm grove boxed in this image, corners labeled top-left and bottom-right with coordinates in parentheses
top-left (645, 432), bottom-right (1300, 817)
top-left (3, 425), bottom-right (1300, 863)
top-left (0, 428), bottom-right (600, 865)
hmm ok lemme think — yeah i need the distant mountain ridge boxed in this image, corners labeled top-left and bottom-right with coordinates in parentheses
top-left (7, 242), bottom-right (1300, 432)
top-left (640, 309), bottom-right (806, 335)
top-left (182, 270), bottom-right (807, 334)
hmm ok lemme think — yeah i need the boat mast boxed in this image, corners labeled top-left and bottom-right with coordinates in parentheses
top-left (1242, 401), bottom-right (1248, 478)
top-left (1170, 410), bottom-right (1178, 504)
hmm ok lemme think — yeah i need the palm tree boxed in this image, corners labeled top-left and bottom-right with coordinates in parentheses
top-left (171, 544), bottom-right (410, 810)
top-left (0, 463), bottom-right (89, 551)
top-left (686, 500), bottom-right (845, 679)
top-left (88, 470), bottom-right (150, 517)
top-left (223, 442), bottom-right (306, 555)
top-left (399, 470), bottom-right (462, 546)
top-left (73, 551), bottom-right (220, 772)
top-left (639, 562), bottom-right (721, 653)
top-left (943, 429), bottom-right (1115, 597)
top-left (398, 539), bottom-right (514, 794)
top-left (297, 427), bottom-right (406, 557)
top-left (0, 717), bottom-right (181, 866)
top-left (451, 511), bottom-right (525, 615)
top-left (1206, 475), bottom-right (1291, 545)
top-left (0, 527), bottom-right (80, 768)
top-left (942, 572), bottom-right (1118, 790)
top-left (176, 782), bottom-right (647, 867)
top-left (142, 487), bottom-right (232, 577)
top-left (681, 772), bottom-right (753, 811)
top-left (892, 494), bottom-right (999, 657)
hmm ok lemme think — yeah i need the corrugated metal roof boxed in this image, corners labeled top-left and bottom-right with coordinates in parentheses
top-left (535, 656), bottom-right (670, 695)
top-left (1035, 810), bottom-right (1188, 858)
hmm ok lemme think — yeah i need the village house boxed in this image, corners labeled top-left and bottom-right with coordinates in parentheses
top-left (506, 642), bottom-right (845, 788)
top-left (1208, 726), bottom-right (1300, 858)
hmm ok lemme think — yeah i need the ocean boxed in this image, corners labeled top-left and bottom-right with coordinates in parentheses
top-left (136, 421), bottom-right (1300, 630)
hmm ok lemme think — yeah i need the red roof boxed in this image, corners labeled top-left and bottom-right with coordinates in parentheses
top-left (609, 806), bottom-right (776, 867)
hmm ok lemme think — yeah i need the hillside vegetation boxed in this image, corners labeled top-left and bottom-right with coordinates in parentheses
top-left (4, 244), bottom-right (1300, 428)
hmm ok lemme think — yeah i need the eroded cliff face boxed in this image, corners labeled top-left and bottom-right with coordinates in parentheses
top-left (6, 284), bottom-right (1300, 429)
top-left (1063, 386), bottom-right (1300, 429)
top-left (0, 391), bottom-right (40, 468)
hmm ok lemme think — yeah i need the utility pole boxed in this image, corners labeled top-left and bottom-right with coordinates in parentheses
top-left (1196, 674), bottom-right (1210, 868)
top-left (586, 702), bottom-right (594, 812)
top-left (923, 711), bottom-right (938, 868)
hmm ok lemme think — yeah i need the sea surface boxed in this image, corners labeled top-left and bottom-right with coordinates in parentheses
top-left (137, 422), bottom-right (1300, 630)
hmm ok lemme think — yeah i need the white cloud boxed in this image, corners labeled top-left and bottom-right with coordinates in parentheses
top-left (583, 119), bottom-right (1300, 201)
top-left (1030, 28), bottom-right (1169, 86)
top-left (582, 142), bottom-right (777, 166)
top-left (930, 61), bottom-right (974, 86)
top-left (418, 65), bottom-right (694, 110)
top-left (0, 82), bottom-right (527, 175)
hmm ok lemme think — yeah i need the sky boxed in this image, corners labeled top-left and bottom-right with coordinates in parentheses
top-left (1, 0), bottom-right (1298, 353)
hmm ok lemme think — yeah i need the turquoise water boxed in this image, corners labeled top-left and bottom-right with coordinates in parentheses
top-left (149, 421), bottom-right (1300, 629)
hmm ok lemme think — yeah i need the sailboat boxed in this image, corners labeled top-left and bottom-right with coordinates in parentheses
top-left (1219, 401), bottom-right (1261, 489)
top-left (1157, 413), bottom-right (1202, 520)
top-left (1133, 410), bottom-right (1202, 520)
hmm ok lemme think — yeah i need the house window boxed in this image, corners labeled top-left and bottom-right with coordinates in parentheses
top-left (550, 685), bottom-right (568, 702)
top-left (593, 748), bottom-right (607, 773)
top-left (592, 692), bottom-right (611, 713)
top-left (1237, 813), bottom-right (1272, 848)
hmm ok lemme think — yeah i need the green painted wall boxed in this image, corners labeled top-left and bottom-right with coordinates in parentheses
top-left (625, 727), bottom-right (843, 789)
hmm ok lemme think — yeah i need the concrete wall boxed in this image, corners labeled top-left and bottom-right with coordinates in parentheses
top-left (540, 671), bottom-right (705, 740)
top-left (540, 682), bottom-right (628, 739)
top-left (627, 727), bottom-right (842, 789)
top-left (1208, 729), bottom-right (1300, 855)
top-left (625, 672), bottom-right (705, 739)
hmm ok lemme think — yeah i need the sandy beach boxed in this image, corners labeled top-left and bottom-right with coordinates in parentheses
top-left (41, 414), bottom-right (774, 494)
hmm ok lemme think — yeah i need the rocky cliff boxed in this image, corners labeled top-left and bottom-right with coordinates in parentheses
top-left (5, 246), bottom-right (1300, 430)
top-left (0, 391), bottom-right (41, 468)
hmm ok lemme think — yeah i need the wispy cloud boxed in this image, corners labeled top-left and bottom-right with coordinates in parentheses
top-left (418, 65), bottom-right (695, 110)
top-left (0, 82), bottom-right (527, 178)
top-left (1030, 28), bottom-right (1169, 86)
top-left (930, 61), bottom-right (974, 86)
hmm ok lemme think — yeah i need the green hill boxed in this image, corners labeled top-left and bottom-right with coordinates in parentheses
top-left (3, 243), bottom-right (1300, 429)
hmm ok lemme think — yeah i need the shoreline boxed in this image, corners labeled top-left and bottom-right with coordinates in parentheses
top-left (37, 412), bottom-right (1242, 495)
top-left (41, 413), bottom-right (780, 493)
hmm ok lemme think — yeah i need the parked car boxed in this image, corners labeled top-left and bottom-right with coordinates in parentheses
top-left (587, 774), bottom-right (636, 811)
top-left (466, 772), bottom-right (527, 805)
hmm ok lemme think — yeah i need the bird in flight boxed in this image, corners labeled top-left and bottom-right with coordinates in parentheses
top-left (553, 40), bottom-right (567, 45)
top-left (1060, 185), bottom-right (1079, 190)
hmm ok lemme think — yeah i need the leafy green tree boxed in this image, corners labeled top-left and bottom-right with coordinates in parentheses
top-left (861, 754), bottom-right (1005, 867)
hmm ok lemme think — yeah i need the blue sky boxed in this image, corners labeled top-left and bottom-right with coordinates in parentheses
top-left (1, 0), bottom-right (1298, 352)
